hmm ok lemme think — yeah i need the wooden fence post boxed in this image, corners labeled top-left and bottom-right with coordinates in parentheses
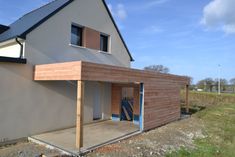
top-left (186, 84), bottom-right (189, 114)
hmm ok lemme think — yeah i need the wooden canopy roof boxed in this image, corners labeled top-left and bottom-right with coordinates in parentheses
top-left (34, 61), bottom-right (190, 86)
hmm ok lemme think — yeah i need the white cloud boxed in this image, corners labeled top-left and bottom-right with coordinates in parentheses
top-left (201, 0), bottom-right (235, 34)
top-left (108, 3), bottom-right (127, 20)
top-left (131, 0), bottom-right (170, 11)
top-left (116, 4), bottom-right (127, 20)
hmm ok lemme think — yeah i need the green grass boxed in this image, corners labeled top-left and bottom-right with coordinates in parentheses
top-left (181, 91), bottom-right (235, 107)
top-left (190, 91), bottom-right (235, 97)
top-left (167, 93), bottom-right (235, 157)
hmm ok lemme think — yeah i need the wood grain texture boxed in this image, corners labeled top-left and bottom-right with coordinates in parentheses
top-left (34, 61), bottom-right (190, 131)
top-left (34, 61), bottom-right (81, 81)
top-left (111, 84), bottom-right (121, 115)
top-left (76, 80), bottom-right (84, 149)
top-left (133, 86), bottom-right (140, 115)
top-left (185, 85), bottom-right (189, 113)
top-left (83, 27), bottom-right (100, 50)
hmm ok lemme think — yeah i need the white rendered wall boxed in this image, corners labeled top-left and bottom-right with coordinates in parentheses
top-left (0, 63), bottom-right (77, 142)
top-left (84, 81), bottom-right (111, 124)
top-left (0, 42), bottom-right (24, 58)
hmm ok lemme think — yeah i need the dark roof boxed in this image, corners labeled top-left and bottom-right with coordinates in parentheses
top-left (0, 0), bottom-right (134, 61)
top-left (0, 24), bottom-right (9, 34)
top-left (0, 0), bottom-right (73, 42)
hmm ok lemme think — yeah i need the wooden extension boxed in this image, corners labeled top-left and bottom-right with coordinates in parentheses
top-left (34, 61), bottom-right (190, 146)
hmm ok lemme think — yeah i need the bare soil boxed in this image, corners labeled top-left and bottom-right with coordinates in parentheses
top-left (0, 116), bottom-right (205, 157)
top-left (85, 116), bottom-right (205, 157)
top-left (0, 142), bottom-right (63, 157)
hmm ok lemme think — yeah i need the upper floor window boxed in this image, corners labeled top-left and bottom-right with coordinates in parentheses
top-left (71, 25), bottom-right (83, 46)
top-left (100, 34), bottom-right (109, 52)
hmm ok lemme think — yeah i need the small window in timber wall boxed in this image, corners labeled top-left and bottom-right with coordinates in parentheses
top-left (100, 34), bottom-right (109, 52)
top-left (71, 25), bottom-right (83, 46)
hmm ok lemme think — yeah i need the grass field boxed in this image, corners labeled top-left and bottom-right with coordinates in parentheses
top-left (182, 91), bottom-right (235, 106)
top-left (167, 92), bottom-right (235, 157)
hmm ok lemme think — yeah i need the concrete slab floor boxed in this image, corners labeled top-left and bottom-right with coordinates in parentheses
top-left (32, 120), bottom-right (139, 153)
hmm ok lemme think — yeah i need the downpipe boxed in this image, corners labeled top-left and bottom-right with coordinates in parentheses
top-left (15, 37), bottom-right (23, 59)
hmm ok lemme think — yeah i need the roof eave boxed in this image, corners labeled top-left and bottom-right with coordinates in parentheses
top-left (0, 56), bottom-right (27, 64)
top-left (0, 36), bottom-right (25, 47)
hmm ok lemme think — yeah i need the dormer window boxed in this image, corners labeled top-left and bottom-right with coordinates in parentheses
top-left (100, 34), bottom-right (109, 52)
top-left (71, 25), bottom-right (83, 46)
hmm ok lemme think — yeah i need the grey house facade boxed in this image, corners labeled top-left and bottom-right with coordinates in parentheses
top-left (0, 0), bottom-right (133, 144)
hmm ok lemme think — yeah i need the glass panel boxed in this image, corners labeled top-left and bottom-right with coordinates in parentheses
top-left (100, 34), bottom-right (108, 52)
top-left (71, 25), bottom-right (82, 46)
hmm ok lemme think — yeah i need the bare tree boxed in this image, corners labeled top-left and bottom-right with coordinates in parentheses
top-left (197, 78), bottom-right (214, 92)
top-left (215, 78), bottom-right (228, 91)
top-left (187, 76), bottom-right (193, 85)
top-left (230, 78), bottom-right (235, 93)
top-left (230, 78), bottom-right (235, 85)
top-left (144, 65), bottom-right (169, 74)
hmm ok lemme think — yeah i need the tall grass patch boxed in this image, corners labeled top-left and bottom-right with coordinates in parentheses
top-left (181, 91), bottom-right (235, 107)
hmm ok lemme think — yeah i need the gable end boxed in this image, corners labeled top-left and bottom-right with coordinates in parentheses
top-left (0, 0), bottom-right (134, 62)
top-left (102, 0), bottom-right (134, 61)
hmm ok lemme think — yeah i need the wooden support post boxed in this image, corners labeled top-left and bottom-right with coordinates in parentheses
top-left (139, 83), bottom-right (144, 131)
top-left (76, 80), bottom-right (84, 149)
top-left (185, 84), bottom-right (189, 114)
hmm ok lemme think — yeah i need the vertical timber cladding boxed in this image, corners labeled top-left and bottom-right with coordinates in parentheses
top-left (111, 84), bottom-right (122, 120)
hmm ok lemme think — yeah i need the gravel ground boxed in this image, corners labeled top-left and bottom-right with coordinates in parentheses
top-left (0, 116), bottom-right (205, 157)
top-left (0, 142), bottom-right (65, 157)
top-left (85, 116), bottom-right (205, 157)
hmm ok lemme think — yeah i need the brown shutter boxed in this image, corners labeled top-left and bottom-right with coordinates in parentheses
top-left (83, 27), bottom-right (100, 50)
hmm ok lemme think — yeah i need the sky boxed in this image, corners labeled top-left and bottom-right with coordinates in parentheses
top-left (0, 0), bottom-right (235, 83)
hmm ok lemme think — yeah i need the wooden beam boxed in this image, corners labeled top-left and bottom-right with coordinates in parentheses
top-left (76, 80), bottom-right (84, 149)
top-left (34, 61), bottom-right (82, 81)
top-left (185, 84), bottom-right (189, 114)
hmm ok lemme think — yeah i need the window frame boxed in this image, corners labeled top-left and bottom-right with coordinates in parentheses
top-left (70, 24), bottom-right (83, 47)
top-left (100, 33), bottom-right (109, 53)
